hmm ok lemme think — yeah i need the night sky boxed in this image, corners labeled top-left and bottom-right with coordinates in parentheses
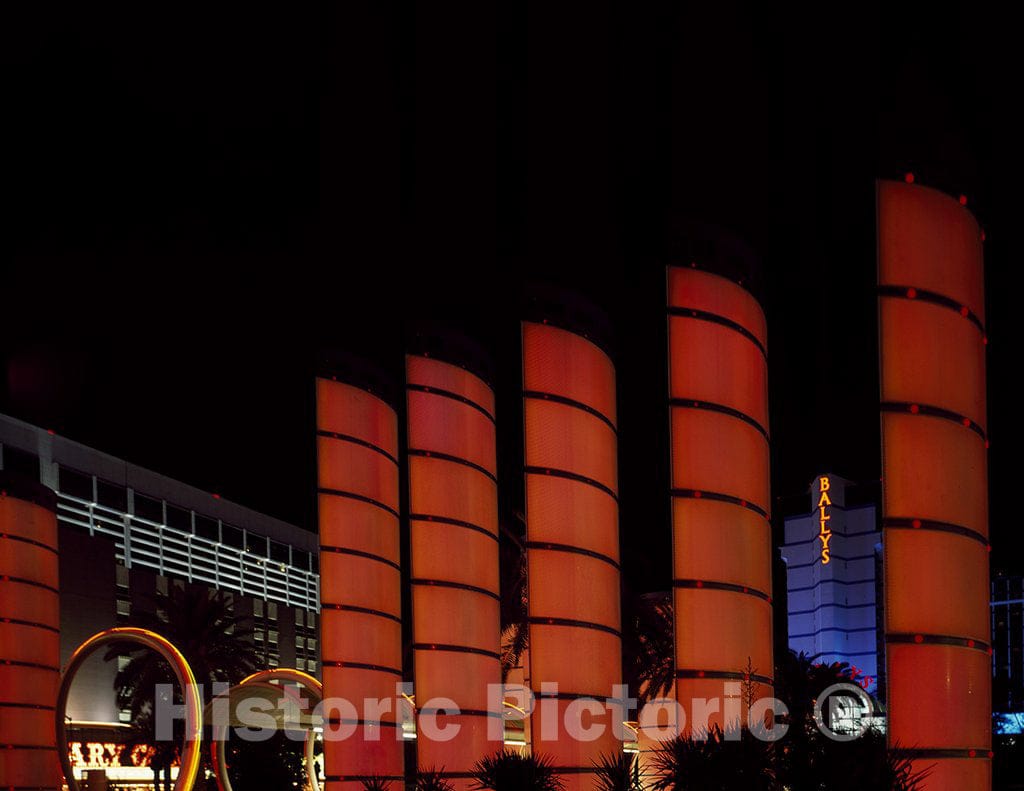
top-left (5, 1), bottom-right (1022, 589)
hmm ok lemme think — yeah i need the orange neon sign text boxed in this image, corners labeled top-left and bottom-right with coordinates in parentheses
top-left (817, 476), bottom-right (832, 565)
top-left (68, 742), bottom-right (167, 769)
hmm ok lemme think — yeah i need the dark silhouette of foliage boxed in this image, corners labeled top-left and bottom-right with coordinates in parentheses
top-left (651, 726), bottom-right (776, 790)
top-left (593, 750), bottom-right (642, 790)
top-left (472, 750), bottom-right (564, 791)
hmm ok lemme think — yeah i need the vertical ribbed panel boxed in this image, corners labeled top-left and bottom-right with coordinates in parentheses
top-left (521, 321), bottom-right (623, 790)
top-left (0, 475), bottom-right (60, 791)
top-left (406, 355), bottom-right (501, 787)
top-left (316, 379), bottom-right (404, 789)
top-left (666, 267), bottom-right (774, 731)
top-left (878, 179), bottom-right (991, 789)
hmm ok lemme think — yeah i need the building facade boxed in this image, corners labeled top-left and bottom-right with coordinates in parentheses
top-left (0, 412), bottom-right (320, 778)
top-left (993, 574), bottom-right (1024, 730)
top-left (780, 474), bottom-right (883, 694)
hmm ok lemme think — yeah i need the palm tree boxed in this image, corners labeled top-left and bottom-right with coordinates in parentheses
top-left (593, 751), bottom-right (642, 791)
top-left (651, 726), bottom-right (776, 791)
top-left (499, 513), bottom-right (529, 681)
top-left (472, 750), bottom-right (564, 791)
top-left (104, 584), bottom-right (260, 790)
top-left (622, 591), bottom-right (674, 706)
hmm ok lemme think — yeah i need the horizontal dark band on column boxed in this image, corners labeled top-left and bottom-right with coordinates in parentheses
top-left (409, 513), bottom-right (498, 542)
top-left (412, 643), bottom-right (501, 660)
top-left (407, 448), bottom-right (497, 483)
top-left (419, 771), bottom-right (480, 780)
top-left (318, 487), bottom-right (399, 518)
top-left (529, 616), bottom-right (621, 638)
top-left (878, 284), bottom-right (986, 334)
top-left (669, 398), bottom-right (769, 440)
top-left (322, 660), bottom-right (403, 677)
top-left (321, 719), bottom-right (402, 729)
top-left (884, 517), bottom-right (989, 547)
top-left (320, 544), bottom-right (401, 572)
top-left (667, 306), bottom-right (767, 359)
top-left (677, 669), bottom-right (774, 685)
top-left (407, 383), bottom-right (495, 422)
top-left (670, 488), bottom-right (768, 518)
top-left (324, 775), bottom-right (405, 783)
top-left (417, 708), bottom-right (505, 719)
top-left (673, 579), bottom-right (771, 602)
top-left (534, 691), bottom-right (621, 704)
top-left (0, 702), bottom-right (56, 711)
top-left (0, 659), bottom-right (60, 672)
top-left (881, 401), bottom-right (986, 439)
top-left (892, 747), bottom-right (992, 760)
top-left (527, 541), bottom-right (620, 570)
top-left (0, 576), bottom-right (59, 595)
top-left (523, 390), bottom-right (617, 432)
top-left (0, 532), bottom-right (58, 555)
top-left (410, 578), bottom-right (500, 601)
top-left (320, 603), bottom-right (402, 624)
top-left (525, 467), bottom-right (618, 501)
top-left (316, 430), bottom-right (399, 466)
top-left (888, 632), bottom-right (991, 654)
top-left (0, 617), bottom-right (60, 634)
top-left (1, 744), bottom-right (57, 751)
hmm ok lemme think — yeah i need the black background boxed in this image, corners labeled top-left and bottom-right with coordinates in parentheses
top-left (4, 1), bottom-right (1021, 591)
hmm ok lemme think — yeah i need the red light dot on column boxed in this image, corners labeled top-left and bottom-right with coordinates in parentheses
top-left (906, 287), bottom-right (917, 299)
top-left (742, 587), bottom-right (749, 594)
top-left (959, 195), bottom-right (968, 206)
top-left (967, 639), bottom-right (975, 648)
top-left (981, 230), bottom-right (986, 242)
top-left (693, 490), bottom-right (702, 498)
top-left (909, 404), bottom-right (920, 414)
top-left (969, 750), bottom-right (976, 758)
top-left (911, 519), bottom-right (921, 529)
top-left (962, 417), bottom-right (972, 427)
top-left (904, 173), bottom-right (915, 183)
top-left (985, 440), bottom-right (990, 449)
top-left (690, 261), bottom-right (698, 268)
top-left (960, 306), bottom-right (970, 317)
top-left (739, 499), bottom-right (747, 507)
top-left (914, 634), bottom-right (924, 643)
top-left (983, 336), bottom-right (988, 346)
top-left (697, 670), bottom-right (705, 678)
top-left (987, 545), bottom-right (992, 553)
top-left (695, 580), bottom-right (704, 588)
top-left (989, 751), bottom-right (995, 758)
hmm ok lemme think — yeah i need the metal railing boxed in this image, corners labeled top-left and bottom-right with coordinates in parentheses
top-left (56, 492), bottom-right (320, 612)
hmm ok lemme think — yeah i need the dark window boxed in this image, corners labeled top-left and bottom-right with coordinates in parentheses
top-left (134, 493), bottom-right (163, 523)
top-left (96, 480), bottom-right (128, 512)
top-left (166, 504), bottom-right (191, 531)
top-left (270, 541), bottom-right (290, 564)
top-left (310, 553), bottom-right (319, 574)
top-left (293, 549), bottom-right (310, 572)
top-left (246, 533), bottom-right (268, 557)
top-left (58, 466), bottom-right (93, 500)
top-left (3, 447), bottom-right (41, 480)
top-left (195, 515), bottom-right (219, 542)
top-left (222, 523), bottom-right (244, 550)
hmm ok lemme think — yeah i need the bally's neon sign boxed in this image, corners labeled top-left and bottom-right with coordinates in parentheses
top-left (818, 476), bottom-right (832, 565)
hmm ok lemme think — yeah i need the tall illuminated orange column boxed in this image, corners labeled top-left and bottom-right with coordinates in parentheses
top-left (406, 354), bottom-right (501, 787)
top-left (316, 375), bottom-right (404, 789)
top-left (878, 178), bottom-right (991, 789)
top-left (522, 320), bottom-right (622, 790)
top-left (666, 267), bottom-right (773, 730)
top-left (0, 474), bottom-right (60, 791)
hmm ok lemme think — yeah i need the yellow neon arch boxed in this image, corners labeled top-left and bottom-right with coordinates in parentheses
top-left (208, 668), bottom-right (324, 791)
top-left (56, 627), bottom-right (204, 791)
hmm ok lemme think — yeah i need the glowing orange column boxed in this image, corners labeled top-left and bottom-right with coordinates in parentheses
top-left (0, 474), bottom-right (60, 791)
top-left (522, 321), bottom-right (623, 790)
top-left (878, 178), bottom-right (991, 789)
top-left (666, 267), bottom-right (773, 731)
top-left (316, 376), bottom-right (404, 789)
top-left (406, 354), bottom-right (501, 787)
